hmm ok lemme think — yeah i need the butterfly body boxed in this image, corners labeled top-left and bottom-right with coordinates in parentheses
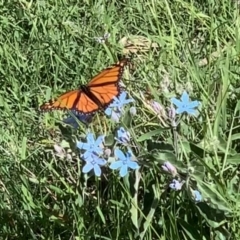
top-left (40, 59), bottom-right (128, 115)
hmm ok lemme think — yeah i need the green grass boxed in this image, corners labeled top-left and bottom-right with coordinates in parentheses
top-left (1, 0), bottom-right (240, 239)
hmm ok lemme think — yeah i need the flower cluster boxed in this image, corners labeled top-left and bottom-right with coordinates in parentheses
top-left (148, 91), bottom-right (199, 119)
top-left (77, 133), bottom-right (106, 177)
top-left (77, 129), bottom-right (139, 177)
top-left (162, 161), bottom-right (202, 202)
top-left (105, 92), bottom-right (135, 122)
top-left (76, 91), bottom-right (139, 177)
top-left (62, 89), bottom-right (202, 202)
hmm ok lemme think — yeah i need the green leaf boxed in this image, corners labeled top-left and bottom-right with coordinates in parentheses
top-left (217, 135), bottom-right (236, 155)
top-left (189, 143), bottom-right (205, 158)
top-left (178, 219), bottom-right (202, 240)
top-left (105, 134), bottom-right (115, 146)
top-left (21, 136), bottom-right (27, 160)
top-left (147, 140), bottom-right (174, 152)
top-left (49, 185), bottom-right (65, 195)
top-left (152, 151), bottom-right (177, 163)
top-left (139, 184), bottom-right (160, 239)
top-left (21, 185), bottom-right (37, 209)
top-left (130, 171), bottom-right (140, 230)
top-left (96, 206), bottom-right (106, 224)
top-left (230, 133), bottom-right (240, 141)
top-left (122, 109), bottom-right (132, 127)
top-left (226, 154), bottom-right (240, 164)
top-left (196, 203), bottom-right (228, 228)
top-left (137, 128), bottom-right (167, 142)
top-left (198, 183), bottom-right (231, 213)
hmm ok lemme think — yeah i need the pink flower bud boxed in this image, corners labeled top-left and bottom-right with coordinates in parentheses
top-left (162, 161), bottom-right (177, 176)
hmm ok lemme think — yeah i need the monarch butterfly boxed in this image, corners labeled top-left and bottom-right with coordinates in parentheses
top-left (40, 59), bottom-right (129, 115)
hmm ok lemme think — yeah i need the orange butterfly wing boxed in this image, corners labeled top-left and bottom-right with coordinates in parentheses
top-left (40, 59), bottom-right (128, 114)
top-left (40, 90), bottom-right (100, 113)
top-left (86, 58), bottom-right (128, 107)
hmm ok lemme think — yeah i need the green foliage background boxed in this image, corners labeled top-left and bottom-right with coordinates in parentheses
top-left (0, 0), bottom-right (240, 239)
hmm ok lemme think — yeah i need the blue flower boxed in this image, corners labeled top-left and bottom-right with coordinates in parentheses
top-left (115, 127), bottom-right (131, 144)
top-left (63, 111), bottom-right (93, 128)
top-left (109, 149), bottom-right (139, 177)
top-left (77, 133), bottom-right (104, 159)
top-left (192, 190), bottom-right (202, 202)
top-left (107, 91), bottom-right (134, 108)
top-left (169, 179), bottom-right (184, 190)
top-left (82, 153), bottom-right (107, 176)
top-left (105, 107), bottom-right (122, 122)
top-left (171, 91), bottom-right (199, 115)
top-left (105, 92), bottom-right (134, 122)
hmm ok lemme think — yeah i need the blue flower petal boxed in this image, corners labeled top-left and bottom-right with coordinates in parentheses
top-left (171, 91), bottom-right (200, 116)
top-left (119, 92), bottom-right (134, 104)
top-left (94, 157), bottom-right (107, 166)
top-left (120, 164), bottom-right (128, 177)
top-left (124, 99), bottom-right (134, 104)
top-left (187, 100), bottom-right (199, 108)
top-left (111, 110), bottom-right (121, 122)
top-left (127, 161), bottom-right (139, 170)
top-left (105, 107), bottom-right (121, 122)
top-left (109, 161), bottom-right (124, 170)
top-left (82, 143), bottom-right (93, 151)
top-left (115, 149), bottom-right (126, 161)
top-left (119, 91), bottom-right (127, 101)
top-left (126, 150), bottom-right (133, 157)
top-left (76, 141), bottom-right (84, 149)
top-left (77, 141), bottom-right (97, 152)
top-left (105, 92), bottom-right (134, 122)
top-left (79, 134), bottom-right (104, 156)
top-left (116, 127), bottom-right (131, 144)
top-left (181, 91), bottom-right (189, 102)
top-left (117, 127), bottom-right (124, 137)
top-left (86, 133), bottom-right (95, 144)
top-left (175, 107), bottom-right (185, 114)
top-left (105, 108), bottom-right (112, 116)
top-left (93, 164), bottom-right (102, 176)
top-left (95, 135), bottom-right (105, 146)
top-left (171, 98), bottom-right (182, 107)
top-left (82, 163), bottom-right (93, 173)
top-left (107, 97), bottom-right (120, 108)
top-left (108, 92), bottom-right (134, 108)
top-left (193, 190), bottom-right (202, 202)
top-left (82, 152), bottom-right (94, 161)
top-left (107, 102), bottom-right (117, 109)
top-left (169, 179), bottom-right (183, 190)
